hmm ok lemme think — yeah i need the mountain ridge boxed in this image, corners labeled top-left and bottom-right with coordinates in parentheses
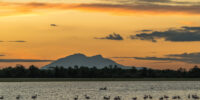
top-left (41, 53), bottom-right (133, 69)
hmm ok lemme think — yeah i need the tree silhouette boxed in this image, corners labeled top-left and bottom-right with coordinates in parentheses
top-left (0, 65), bottom-right (200, 78)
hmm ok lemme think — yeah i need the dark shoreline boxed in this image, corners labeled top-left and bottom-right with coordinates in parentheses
top-left (0, 78), bottom-right (200, 82)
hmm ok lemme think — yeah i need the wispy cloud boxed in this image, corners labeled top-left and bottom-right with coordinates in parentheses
top-left (138, 29), bottom-right (153, 32)
top-left (1, 1), bottom-right (200, 17)
top-left (130, 26), bottom-right (200, 42)
top-left (112, 52), bottom-right (200, 64)
top-left (107, 0), bottom-right (200, 5)
top-left (95, 33), bottom-right (124, 40)
top-left (139, 0), bottom-right (171, 3)
top-left (0, 59), bottom-right (53, 62)
top-left (112, 57), bottom-right (133, 58)
top-left (8, 40), bottom-right (27, 43)
top-left (133, 52), bottom-right (200, 64)
top-left (134, 56), bottom-right (179, 61)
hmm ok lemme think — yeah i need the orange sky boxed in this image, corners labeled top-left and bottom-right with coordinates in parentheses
top-left (1, 0), bottom-right (200, 69)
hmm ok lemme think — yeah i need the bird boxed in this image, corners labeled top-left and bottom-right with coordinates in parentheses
top-left (143, 95), bottom-right (148, 100)
top-left (0, 96), bottom-right (3, 99)
top-left (74, 95), bottom-right (78, 100)
top-left (132, 97), bottom-right (137, 100)
top-left (177, 96), bottom-right (181, 99)
top-left (188, 94), bottom-right (191, 99)
top-left (172, 96), bottom-right (177, 99)
top-left (16, 95), bottom-right (21, 99)
top-left (149, 95), bottom-right (153, 99)
top-left (172, 96), bottom-right (181, 99)
top-left (192, 94), bottom-right (199, 99)
top-left (32, 94), bottom-right (37, 99)
top-left (114, 96), bottom-right (121, 100)
top-left (159, 97), bottom-right (164, 100)
top-left (85, 95), bottom-right (90, 99)
top-left (164, 95), bottom-right (169, 99)
top-left (103, 96), bottom-right (110, 100)
top-left (100, 87), bottom-right (107, 90)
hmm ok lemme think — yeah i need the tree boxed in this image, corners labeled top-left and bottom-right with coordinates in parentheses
top-left (28, 65), bottom-right (40, 78)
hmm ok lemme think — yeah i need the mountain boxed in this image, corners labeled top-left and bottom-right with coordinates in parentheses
top-left (41, 53), bottom-right (132, 69)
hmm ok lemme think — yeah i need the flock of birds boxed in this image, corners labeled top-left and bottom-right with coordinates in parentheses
top-left (73, 94), bottom-right (200, 100)
top-left (0, 94), bottom-right (37, 100)
top-left (0, 94), bottom-right (199, 100)
top-left (0, 87), bottom-right (200, 100)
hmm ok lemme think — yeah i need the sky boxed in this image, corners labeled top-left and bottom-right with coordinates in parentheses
top-left (1, 0), bottom-right (200, 69)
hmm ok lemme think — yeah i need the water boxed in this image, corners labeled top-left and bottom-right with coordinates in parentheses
top-left (0, 81), bottom-right (200, 100)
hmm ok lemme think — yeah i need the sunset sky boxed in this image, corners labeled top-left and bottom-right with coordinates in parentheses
top-left (1, 0), bottom-right (200, 69)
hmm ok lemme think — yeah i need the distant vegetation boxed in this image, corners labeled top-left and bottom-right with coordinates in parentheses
top-left (0, 65), bottom-right (200, 78)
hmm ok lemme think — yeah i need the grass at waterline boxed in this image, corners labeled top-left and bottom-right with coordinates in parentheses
top-left (0, 78), bottom-right (200, 82)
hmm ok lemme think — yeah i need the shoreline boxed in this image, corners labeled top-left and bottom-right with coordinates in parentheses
top-left (0, 78), bottom-right (200, 82)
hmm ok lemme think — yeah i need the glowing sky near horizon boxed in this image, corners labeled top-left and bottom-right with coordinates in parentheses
top-left (1, 0), bottom-right (200, 69)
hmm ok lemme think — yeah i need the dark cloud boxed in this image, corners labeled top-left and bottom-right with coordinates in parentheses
top-left (134, 57), bottom-right (179, 60)
top-left (104, 0), bottom-right (171, 4)
top-left (182, 26), bottom-right (200, 31)
top-left (0, 55), bottom-right (5, 56)
top-left (50, 24), bottom-right (57, 27)
top-left (139, 29), bottom-right (153, 32)
top-left (0, 59), bottom-right (53, 62)
top-left (168, 52), bottom-right (200, 58)
top-left (95, 33), bottom-right (124, 40)
top-left (0, 41), bottom-right (4, 42)
top-left (109, 0), bottom-right (200, 5)
top-left (133, 52), bottom-right (200, 64)
top-left (8, 40), bottom-right (27, 43)
top-left (139, 0), bottom-right (171, 3)
top-left (166, 52), bottom-right (200, 64)
top-left (130, 26), bottom-right (200, 42)
top-left (113, 56), bottom-right (178, 60)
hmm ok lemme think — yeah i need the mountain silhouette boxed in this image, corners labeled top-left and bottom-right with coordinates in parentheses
top-left (41, 53), bottom-right (132, 69)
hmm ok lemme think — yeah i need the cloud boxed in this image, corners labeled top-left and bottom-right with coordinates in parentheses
top-left (139, 29), bottom-right (153, 32)
top-left (104, 0), bottom-right (178, 4)
top-left (112, 57), bottom-right (133, 58)
top-left (134, 57), bottom-right (179, 60)
top-left (0, 55), bottom-right (5, 56)
top-left (112, 56), bottom-right (178, 60)
top-left (95, 33), bottom-right (124, 40)
top-left (139, 0), bottom-right (171, 3)
top-left (167, 52), bottom-right (200, 64)
top-left (133, 52), bottom-right (200, 64)
top-left (0, 59), bottom-right (53, 62)
top-left (0, 40), bottom-right (26, 43)
top-left (77, 3), bottom-right (200, 15)
top-left (130, 26), bottom-right (200, 42)
top-left (182, 26), bottom-right (200, 31)
top-left (50, 24), bottom-right (57, 27)
top-left (109, 0), bottom-right (199, 5)
top-left (8, 40), bottom-right (27, 43)
top-left (1, 1), bottom-right (200, 17)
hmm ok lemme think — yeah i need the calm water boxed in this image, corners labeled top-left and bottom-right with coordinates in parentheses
top-left (0, 81), bottom-right (200, 100)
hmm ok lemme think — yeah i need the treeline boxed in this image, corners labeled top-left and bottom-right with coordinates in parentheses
top-left (0, 65), bottom-right (200, 78)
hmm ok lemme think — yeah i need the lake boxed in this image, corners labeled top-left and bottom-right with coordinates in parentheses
top-left (0, 81), bottom-right (200, 100)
